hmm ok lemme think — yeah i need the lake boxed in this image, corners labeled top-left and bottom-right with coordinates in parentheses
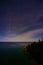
top-left (0, 42), bottom-right (38, 65)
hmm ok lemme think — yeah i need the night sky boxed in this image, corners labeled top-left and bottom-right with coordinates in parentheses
top-left (0, 0), bottom-right (43, 42)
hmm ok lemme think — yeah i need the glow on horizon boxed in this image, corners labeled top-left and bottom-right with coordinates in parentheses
top-left (0, 28), bottom-right (43, 42)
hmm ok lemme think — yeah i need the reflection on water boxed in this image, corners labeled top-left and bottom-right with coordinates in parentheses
top-left (0, 42), bottom-right (30, 49)
top-left (0, 42), bottom-right (38, 65)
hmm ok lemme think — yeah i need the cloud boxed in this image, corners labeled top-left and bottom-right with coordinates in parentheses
top-left (0, 0), bottom-right (43, 43)
top-left (0, 28), bottom-right (43, 42)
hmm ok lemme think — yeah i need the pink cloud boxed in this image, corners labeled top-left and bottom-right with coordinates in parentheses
top-left (27, 28), bottom-right (43, 36)
top-left (0, 28), bottom-right (43, 42)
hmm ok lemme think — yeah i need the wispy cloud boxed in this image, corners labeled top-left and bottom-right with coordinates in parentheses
top-left (0, 0), bottom-right (43, 41)
top-left (0, 28), bottom-right (43, 42)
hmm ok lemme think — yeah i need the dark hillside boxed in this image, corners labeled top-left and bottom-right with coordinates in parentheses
top-left (25, 40), bottom-right (43, 65)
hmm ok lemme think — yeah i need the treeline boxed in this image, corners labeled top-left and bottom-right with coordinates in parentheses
top-left (24, 40), bottom-right (43, 65)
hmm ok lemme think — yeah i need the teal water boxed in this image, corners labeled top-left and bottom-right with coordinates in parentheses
top-left (0, 48), bottom-right (38, 65)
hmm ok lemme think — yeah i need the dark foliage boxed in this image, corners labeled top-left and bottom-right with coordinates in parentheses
top-left (26, 41), bottom-right (43, 65)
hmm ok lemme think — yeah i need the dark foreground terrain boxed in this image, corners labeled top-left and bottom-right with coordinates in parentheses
top-left (0, 47), bottom-right (38, 65)
top-left (25, 40), bottom-right (43, 65)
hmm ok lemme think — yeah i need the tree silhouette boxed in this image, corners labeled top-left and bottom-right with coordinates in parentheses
top-left (25, 38), bottom-right (43, 65)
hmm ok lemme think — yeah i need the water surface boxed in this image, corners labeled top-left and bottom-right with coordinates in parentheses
top-left (0, 42), bottom-right (38, 65)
